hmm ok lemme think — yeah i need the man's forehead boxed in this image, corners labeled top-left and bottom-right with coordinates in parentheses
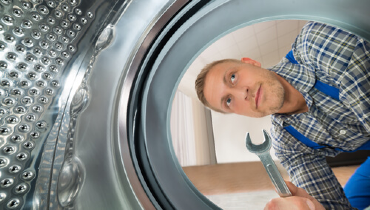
top-left (207, 61), bottom-right (236, 77)
top-left (205, 63), bottom-right (226, 86)
top-left (214, 60), bottom-right (238, 69)
top-left (203, 62), bottom-right (231, 110)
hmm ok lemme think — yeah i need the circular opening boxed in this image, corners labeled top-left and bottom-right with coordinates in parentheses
top-left (122, 0), bottom-right (370, 209)
top-left (171, 19), bottom-right (309, 209)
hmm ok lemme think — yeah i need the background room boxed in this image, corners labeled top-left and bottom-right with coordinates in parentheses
top-left (170, 20), bottom-right (362, 209)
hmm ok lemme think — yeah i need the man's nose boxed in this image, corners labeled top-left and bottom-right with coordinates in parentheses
top-left (231, 86), bottom-right (248, 100)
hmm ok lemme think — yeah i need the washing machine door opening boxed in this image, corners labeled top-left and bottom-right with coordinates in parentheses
top-left (2, 0), bottom-right (365, 209)
top-left (119, 1), bottom-right (370, 210)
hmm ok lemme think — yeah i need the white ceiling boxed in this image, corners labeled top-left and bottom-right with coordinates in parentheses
top-left (178, 20), bottom-right (308, 99)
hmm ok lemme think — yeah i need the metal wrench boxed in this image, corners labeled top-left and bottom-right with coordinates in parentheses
top-left (245, 129), bottom-right (292, 197)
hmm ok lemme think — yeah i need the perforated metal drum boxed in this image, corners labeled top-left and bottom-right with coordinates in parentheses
top-left (0, 0), bottom-right (130, 209)
top-left (1, 0), bottom-right (370, 209)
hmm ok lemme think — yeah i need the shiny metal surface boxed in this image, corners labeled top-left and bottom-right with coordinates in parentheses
top-left (2, 0), bottom-right (188, 209)
top-left (2, 0), bottom-right (370, 209)
top-left (117, 0), bottom-right (188, 209)
top-left (246, 130), bottom-right (292, 197)
top-left (72, 0), bottom-right (180, 209)
top-left (0, 0), bottom-right (133, 209)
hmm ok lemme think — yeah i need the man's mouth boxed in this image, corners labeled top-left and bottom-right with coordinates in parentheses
top-left (255, 85), bottom-right (261, 108)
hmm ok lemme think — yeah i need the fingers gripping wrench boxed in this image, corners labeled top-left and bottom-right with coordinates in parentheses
top-left (245, 130), bottom-right (292, 197)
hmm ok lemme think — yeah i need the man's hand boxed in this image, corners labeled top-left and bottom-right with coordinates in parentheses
top-left (264, 181), bottom-right (325, 210)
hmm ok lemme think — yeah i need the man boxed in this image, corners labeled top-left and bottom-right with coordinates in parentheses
top-left (195, 21), bottom-right (370, 210)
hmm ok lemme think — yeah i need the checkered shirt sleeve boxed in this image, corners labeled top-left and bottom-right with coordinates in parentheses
top-left (293, 22), bottom-right (370, 132)
top-left (271, 127), bottom-right (355, 209)
top-left (272, 21), bottom-right (370, 210)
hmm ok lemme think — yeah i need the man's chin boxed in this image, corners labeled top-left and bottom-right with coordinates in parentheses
top-left (247, 111), bottom-right (270, 118)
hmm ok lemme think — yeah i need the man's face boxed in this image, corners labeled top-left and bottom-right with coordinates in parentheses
top-left (203, 60), bottom-right (285, 118)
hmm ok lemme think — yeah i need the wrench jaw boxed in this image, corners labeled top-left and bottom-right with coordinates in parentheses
top-left (245, 132), bottom-right (254, 151)
top-left (245, 130), bottom-right (272, 154)
top-left (245, 130), bottom-right (292, 197)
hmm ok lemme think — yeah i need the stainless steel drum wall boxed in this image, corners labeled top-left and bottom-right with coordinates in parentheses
top-left (1, 0), bottom-right (370, 210)
top-left (0, 0), bottom-right (130, 209)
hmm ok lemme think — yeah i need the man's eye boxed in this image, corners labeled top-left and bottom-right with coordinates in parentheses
top-left (226, 98), bottom-right (232, 107)
top-left (230, 74), bottom-right (236, 84)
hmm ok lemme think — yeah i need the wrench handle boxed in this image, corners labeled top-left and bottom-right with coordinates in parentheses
top-left (258, 153), bottom-right (292, 197)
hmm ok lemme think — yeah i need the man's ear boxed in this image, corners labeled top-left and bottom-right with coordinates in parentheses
top-left (241, 57), bottom-right (261, 67)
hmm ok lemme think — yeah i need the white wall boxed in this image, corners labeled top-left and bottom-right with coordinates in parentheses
top-left (171, 91), bottom-right (216, 166)
top-left (211, 112), bottom-right (274, 163)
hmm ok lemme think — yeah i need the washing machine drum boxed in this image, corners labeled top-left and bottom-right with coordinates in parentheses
top-left (0, 0), bottom-right (369, 209)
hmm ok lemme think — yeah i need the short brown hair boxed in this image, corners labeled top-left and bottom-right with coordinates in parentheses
top-left (195, 59), bottom-right (241, 111)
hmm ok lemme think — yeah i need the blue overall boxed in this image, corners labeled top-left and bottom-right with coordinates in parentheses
top-left (284, 51), bottom-right (370, 210)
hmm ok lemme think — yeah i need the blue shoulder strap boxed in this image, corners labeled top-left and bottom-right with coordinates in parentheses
top-left (284, 125), bottom-right (326, 149)
top-left (283, 51), bottom-right (369, 152)
top-left (285, 50), bottom-right (298, 64)
top-left (314, 81), bottom-right (340, 100)
top-left (285, 50), bottom-right (340, 100)
top-left (285, 124), bottom-right (370, 152)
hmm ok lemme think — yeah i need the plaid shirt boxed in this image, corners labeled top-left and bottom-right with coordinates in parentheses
top-left (268, 22), bottom-right (370, 209)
